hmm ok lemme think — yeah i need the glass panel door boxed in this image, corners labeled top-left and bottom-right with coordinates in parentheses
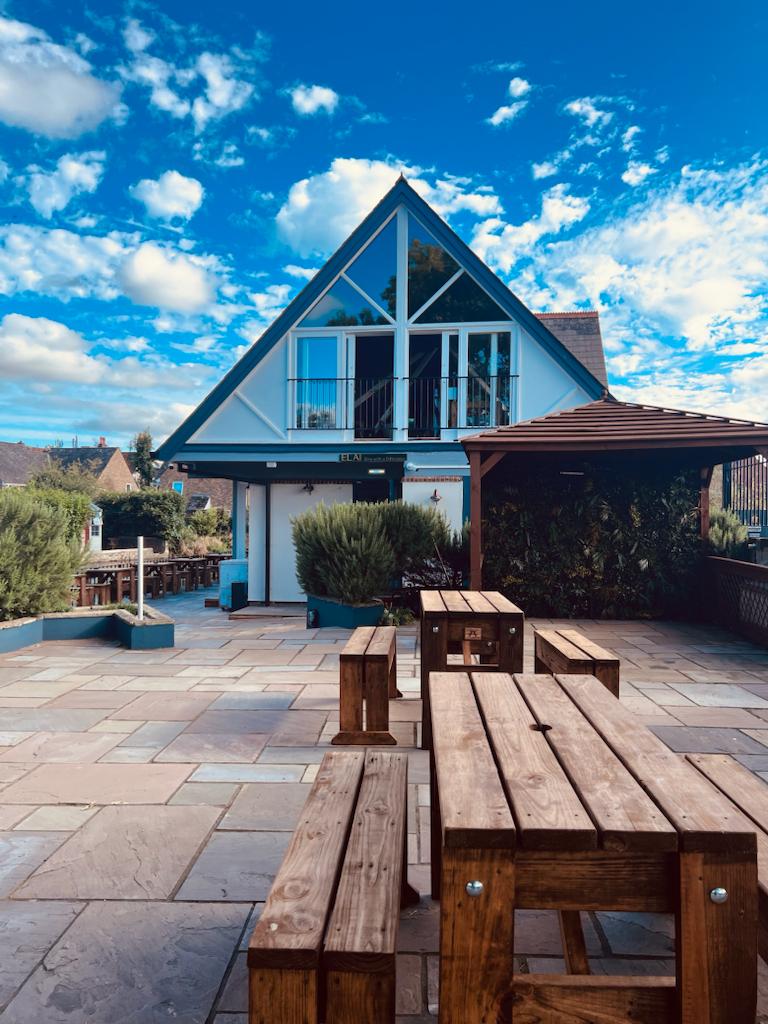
top-left (408, 333), bottom-right (441, 439)
top-left (466, 332), bottom-right (492, 427)
top-left (295, 335), bottom-right (338, 429)
top-left (354, 333), bottom-right (394, 439)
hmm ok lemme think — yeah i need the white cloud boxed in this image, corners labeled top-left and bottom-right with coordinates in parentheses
top-left (25, 151), bottom-right (105, 218)
top-left (471, 183), bottom-right (591, 273)
top-left (622, 125), bottom-right (641, 152)
top-left (120, 242), bottom-right (216, 313)
top-left (0, 158), bottom-right (9, 183)
top-left (130, 170), bottom-right (204, 220)
top-left (621, 160), bottom-right (657, 187)
top-left (290, 83), bottom-right (339, 116)
top-left (0, 16), bottom-right (121, 138)
top-left (283, 263), bottom-right (318, 280)
top-left (192, 52), bottom-right (254, 132)
top-left (123, 18), bottom-right (154, 54)
top-left (241, 283), bottom-right (293, 333)
top-left (564, 96), bottom-right (614, 129)
top-left (532, 161), bottom-right (558, 180)
top-left (276, 157), bottom-right (503, 257)
top-left (0, 313), bottom-right (104, 383)
top-left (509, 158), bottom-right (768, 359)
top-left (486, 77), bottom-right (531, 127)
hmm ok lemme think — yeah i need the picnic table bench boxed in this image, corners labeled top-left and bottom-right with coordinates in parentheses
top-left (333, 625), bottom-right (401, 746)
top-left (249, 749), bottom-right (418, 1024)
top-left (534, 626), bottom-right (620, 696)
top-left (419, 590), bottom-right (524, 749)
top-left (428, 670), bottom-right (758, 1023)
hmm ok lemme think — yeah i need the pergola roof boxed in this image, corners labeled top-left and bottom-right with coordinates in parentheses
top-left (462, 394), bottom-right (768, 462)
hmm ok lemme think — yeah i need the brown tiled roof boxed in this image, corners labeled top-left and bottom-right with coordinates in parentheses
top-left (50, 447), bottom-right (119, 473)
top-left (462, 395), bottom-right (768, 460)
top-left (535, 311), bottom-right (608, 387)
top-left (157, 465), bottom-right (233, 510)
top-left (0, 442), bottom-right (49, 486)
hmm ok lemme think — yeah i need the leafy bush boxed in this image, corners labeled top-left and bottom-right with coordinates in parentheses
top-left (375, 501), bottom-right (452, 578)
top-left (482, 465), bottom-right (701, 619)
top-left (293, 502), bottom-right (394, 604)
top-left (98, 491), bottom-right (185, 550)
top-left (188, 507), bottom-right (231, 538)
top-left (707, 508), bottom-right (749, 559)
top-left (26, 486), bottom-right (91, 544)
top-left (30, 460), bottom-right (100, 498)
top-left (0, 489), bottom-right (82, 620)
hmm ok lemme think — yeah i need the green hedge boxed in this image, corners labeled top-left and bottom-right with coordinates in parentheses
top-left (98, 491), bottom-right (185, 549)
top-left (0, 489), bottom-right (82, 620)
top-left (26, 486), bottom-right (91, 544)
top-left (482, 465), bottom-right (701, 618)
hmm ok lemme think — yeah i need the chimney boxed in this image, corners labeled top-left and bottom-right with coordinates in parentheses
top-left (98, 436), bottom-right (106, 448)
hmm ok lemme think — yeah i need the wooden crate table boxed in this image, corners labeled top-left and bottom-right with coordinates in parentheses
top-left (419, 590), bottom-right (524, 749)
top-left (428, 670), bottom-right (758, 1023)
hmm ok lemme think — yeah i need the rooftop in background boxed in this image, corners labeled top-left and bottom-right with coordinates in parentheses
top-left (0, 441), bottom-right (135, 491)
top-left (462, 394), bottom-right (768, 467)
top-left (535, 311), bottom-right (607, 386)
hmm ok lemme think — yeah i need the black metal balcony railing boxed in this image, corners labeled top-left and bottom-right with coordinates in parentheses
top-left (290, 376), bottom-right (518, 437)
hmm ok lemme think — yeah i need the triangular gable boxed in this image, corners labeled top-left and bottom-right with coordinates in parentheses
top-left (156, 177), bottom-right (605, 459)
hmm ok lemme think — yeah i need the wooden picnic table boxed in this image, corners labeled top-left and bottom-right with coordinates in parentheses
top-left (428, 670), bottom-right (758, 1023)
top-left (419, 590), bottom-right (524, 749)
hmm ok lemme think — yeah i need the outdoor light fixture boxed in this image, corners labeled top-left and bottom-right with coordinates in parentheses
top-left (430, 489), bottom-right (442, 503)
top-left (560, 471), bottom-right (585, 476)
top-left (302, 481), bottom-right (315, 493)
top-left (368, 468), bottom-right (386, 475)
top-left (266, 461), bottom-right (277, 468)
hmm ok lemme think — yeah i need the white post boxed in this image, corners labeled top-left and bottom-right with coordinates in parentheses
top-left (137, 535), bottom-right (144, 621)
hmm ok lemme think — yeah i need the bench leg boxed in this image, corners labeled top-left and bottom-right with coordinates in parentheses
top-left (325, 968), bottom-right (394, 1024)
top-left (249, 966), bottom-right (318, 1024)
top-left (388, 654), bottom-right (402, 700)
top-left (365, 658), bottom-right (396, 744)
top-left (558, 911), bottom-right (590, 974)
top-left (420, 620), bottom-right (447, 750)
top-left (438, 847), bottom-right (515, 1024)
top-left (677, 850), bottom-right (757, 1024)
top-left (332, 656), bottom-right (364, 745)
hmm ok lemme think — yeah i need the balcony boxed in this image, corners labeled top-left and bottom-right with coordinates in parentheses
top-left (290, 376), bottom-right (518, 438)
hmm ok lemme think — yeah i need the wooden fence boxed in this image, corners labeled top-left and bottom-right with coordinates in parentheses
top-left (701, 555), bottom-right (768, 647)
top-left (71, 553), bottom-right (228, 608)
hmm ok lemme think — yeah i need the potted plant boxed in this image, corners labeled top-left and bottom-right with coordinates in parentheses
top-left (292, 503), bottom-right (393, 628)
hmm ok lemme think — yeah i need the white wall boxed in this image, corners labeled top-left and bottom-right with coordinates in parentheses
top-left (248, 485), bottom-right (266, 602)
top-left (402, 478), bottom-right (464, 531)
top-left (269, 483), bottom-right (353, 602)
top-left (519, 329), bottom-right (593, 421)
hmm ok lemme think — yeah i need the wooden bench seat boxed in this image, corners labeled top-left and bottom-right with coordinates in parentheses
top-left (248, 749), bottom-right (417, 1024)
top-left (333, 626), bottom-right (401, 746)
top-left (534, 628), bottom-right (620, 697)
top-left (687, 753), bottom-right (768, 962)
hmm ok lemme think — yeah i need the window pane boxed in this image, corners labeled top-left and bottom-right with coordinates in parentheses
top-left (415, 272), bottom-right (509, 324)
top-left (468, 333), bottom-right (492, 377)
top-left (496, 331), bottom-right (511, 376)
top-left (297, 335), bottom-right (336, 378)
top-left (299, 278), bottom-right (388, 328)
top-left (495, 331), bottom-right (512, 426)
top-left (407, 214), bottom-right (459, 316)
top-left (467, 333), bottom-right (492, 427)
top-left (346, 217), bottom-right (397, 317)
top-left (447, 333), bottom-right (459, 426)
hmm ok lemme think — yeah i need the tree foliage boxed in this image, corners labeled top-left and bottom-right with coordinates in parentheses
top-left (482, 465), bottom-right (701, 618)
top-left (131, 430), bottom-right (154, 488)
top-left (0, 489), bottom-right (82, 620)
top-left (26, 486), bottom-right (92, 544)
top-left (188, 507), bottom-right (232, 539)
top-left (707, 508), bottom-right (749, 559)
top-left (98, 490), bottom-right (185, 550)
top-left (30, 460), bottom-right (100, 499)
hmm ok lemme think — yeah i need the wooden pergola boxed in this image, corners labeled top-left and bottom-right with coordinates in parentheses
top-left (462, 394), bottom-right (768, 590)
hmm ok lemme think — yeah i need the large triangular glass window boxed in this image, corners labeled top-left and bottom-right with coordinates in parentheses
top-left (299, 278), bottom-right (389, 328)
top-left (407, 214), bottom-right (459, 317)
top-left (345, 217), bottom-right (397, 318)
top-left (414, 272), bottom-right (509, 324)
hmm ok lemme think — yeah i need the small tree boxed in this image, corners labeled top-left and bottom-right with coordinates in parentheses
top-left (26, 486), bottom-right (92, 544)
top-left (0, 489), bottom-right (82, 620)
top-left (131, 430), bottom-right (154, 488)
top-left (98, 491), bottom-right (185, 550)
top-left (707, 508), bottom-right (749, 559)
top-left (375, 501), bottom-right (452, 578)
top-left (292, 503), bottom-right (394, 604)
top-left (30, 460), bottom-right (100, 499)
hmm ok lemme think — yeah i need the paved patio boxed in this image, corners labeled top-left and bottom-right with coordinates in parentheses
top-left (2, 590), bottom-right (768, 1022)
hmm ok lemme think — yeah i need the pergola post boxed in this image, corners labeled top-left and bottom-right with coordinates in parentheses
top-left (469, 451), bottom-right (482, 589)
top-left (700, 466), bottom-right (713, 540)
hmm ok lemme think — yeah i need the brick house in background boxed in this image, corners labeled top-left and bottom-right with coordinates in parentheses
top-left (156, 463), bottom-right (233, 513)
top-left (0, 439), bottom-right (135, 493)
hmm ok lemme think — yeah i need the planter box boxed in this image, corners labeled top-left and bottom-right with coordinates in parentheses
top-left (307, 593), bottom-right (383, 629)
top-left (0, 606), bottom-right (174, 655)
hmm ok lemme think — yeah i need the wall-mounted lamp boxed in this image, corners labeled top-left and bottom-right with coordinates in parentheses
top-left (367, 468), bottom-right (386, 476)
top-left (302, 481), bottom-right (315, 493)
top-left (430, 489), bottom-right (442, 503)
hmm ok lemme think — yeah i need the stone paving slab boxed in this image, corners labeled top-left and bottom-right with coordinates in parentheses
top-left (219, 782), bottom-right (310, 830)
top-left (0, 763), bottom-right (192, 804)
top-left (0, 901), bottom-right (84, 1012)
top-left (155, 732), bottom-right (268, 763)
top-left (0, 730), bottom-right (123, 763)
top-left (176, 831), bottom-right (291, 901)
top-left (0, 833), bottom-right (64, 896)
top-left (1, 901), bottom-right (250, 1023)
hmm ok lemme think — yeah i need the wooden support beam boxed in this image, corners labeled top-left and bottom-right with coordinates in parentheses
top-left (469, 451), bottom-right (482, 590)
top-left (479, 450), bottom-right (506, 478)
top-left (700, 466), bottom-right (713, 540)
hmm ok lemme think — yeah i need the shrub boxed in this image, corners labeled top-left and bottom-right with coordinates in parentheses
top-left (293, 503), bottom-right (394, 604)
top-left (375, 501), bottom-right (452, 579)
top-left (26, 486), bottom-right (91, 544)
top-left (707, 508), bottom-right (749, 559)
top-left (98, 491), bottom-right (185, 550)
top-left (30, 460), bottom-right (100, 498)
top-left (0, 489), bottom-right (82, 620)
top-left (188, 507), bottom-right (231, 539)
top-left (482, 465), bottom-right (701, 619)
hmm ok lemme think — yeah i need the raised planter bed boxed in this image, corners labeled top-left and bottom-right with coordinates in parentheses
top-left (0, 606), bottom-right (174, 655)
top-left (306, 593), bottom-right (383, 629)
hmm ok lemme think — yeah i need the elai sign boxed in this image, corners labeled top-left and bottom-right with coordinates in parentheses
top-left (338, 453), bottom-right (406, 463)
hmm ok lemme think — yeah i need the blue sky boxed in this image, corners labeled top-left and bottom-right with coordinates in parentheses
top-left (0, 0), bottom-right (766, 449)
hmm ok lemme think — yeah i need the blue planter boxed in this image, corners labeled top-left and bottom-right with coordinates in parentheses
top-left (307, 594), bottom-right (383, 629)
top-left (0, 607), bottom-right (175, 654)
